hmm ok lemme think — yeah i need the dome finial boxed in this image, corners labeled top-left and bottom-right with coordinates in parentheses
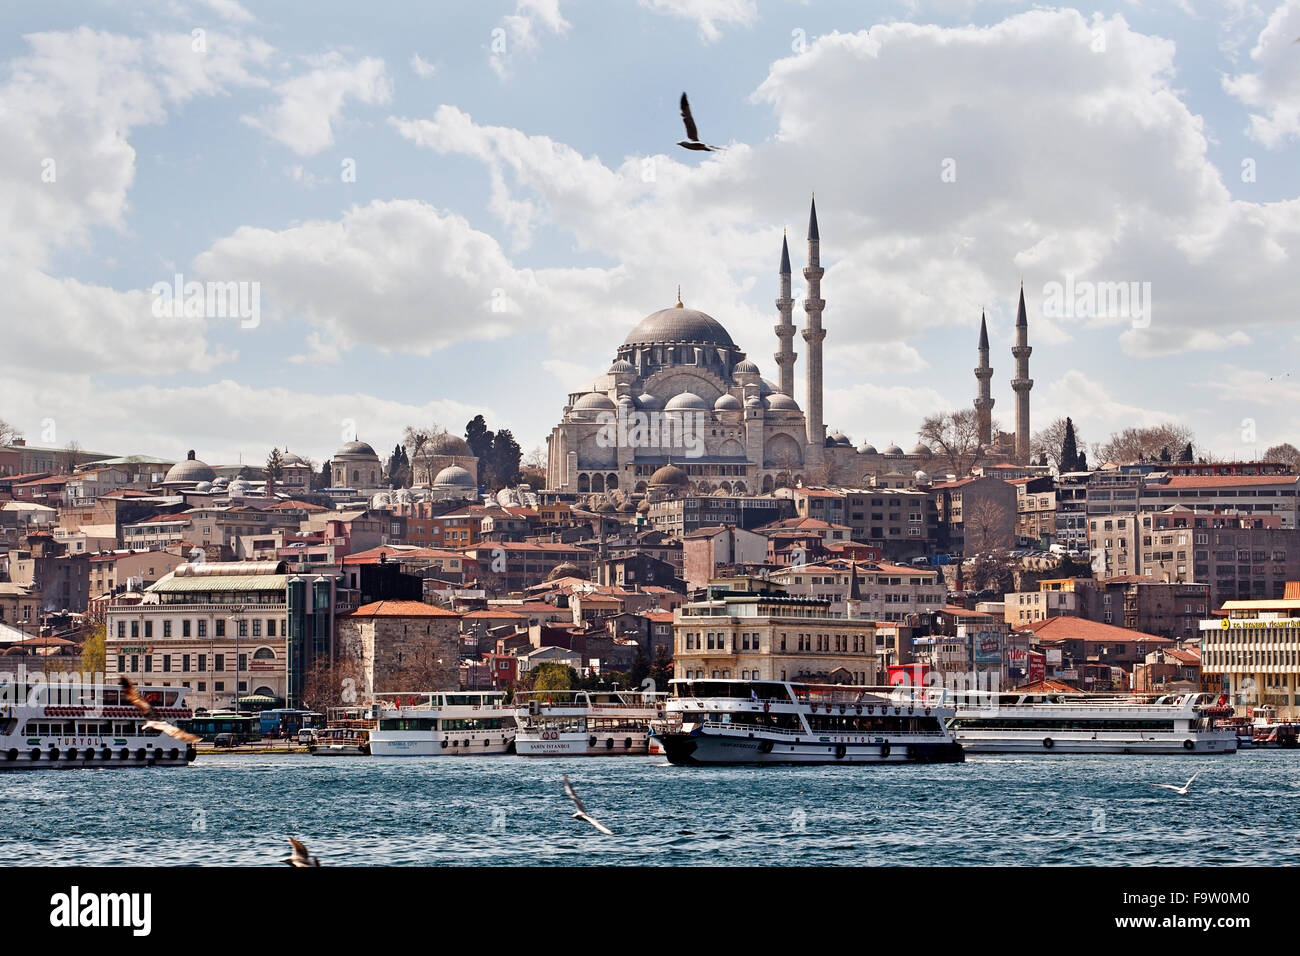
top-left (675, 284), bottom-right (683, 308)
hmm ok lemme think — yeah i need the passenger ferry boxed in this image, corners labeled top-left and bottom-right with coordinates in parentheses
top-left (368, 691), bottom-right (516, 756)
top-left (307, 706), bottom-right (374, 756)
top-left (0, 681), bottom-right (195, 769)
top-left (514, 689), bottom-right (667, 757)
top-left (650, 679), bottom-right (964, 765)
top-left (950, 692), bottom-right (1238, 754)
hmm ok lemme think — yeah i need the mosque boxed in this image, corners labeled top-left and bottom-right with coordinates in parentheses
top-left (544, 198), bottom-right (1033, 498)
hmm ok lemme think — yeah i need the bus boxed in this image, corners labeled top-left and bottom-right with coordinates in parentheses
top-left (258, 709), bottom-right (323, 739)
top-left (181, 712), bottom-right (261, 744)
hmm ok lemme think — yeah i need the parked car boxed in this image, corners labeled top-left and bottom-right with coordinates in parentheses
top-left (213, 733), bottom-right (235, 749)
top-left (297, 729), bottom-right (317, 745)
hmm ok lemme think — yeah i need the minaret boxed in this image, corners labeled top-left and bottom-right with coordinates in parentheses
top-left (802, 197), bottom-right (826, 464)
top-left (774, 232), bottom-right (796, 399)
top-left (974, 310), bottom-right (994, 449)
top-left (1011, 283), bottom-right (1033, 463)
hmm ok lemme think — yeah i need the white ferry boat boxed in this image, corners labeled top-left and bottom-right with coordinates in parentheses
top-left (307, 706), bottom-right (374, 756)
top-left (514, 689), bottom-right (667, 757)
top-left (650, 678), bottom-right (964, 765)
top-left (950, 692), bottom-right (1238, 755)
top-left (368, 691), bottom-right (516, 756)
top-left (0, 681), bottom-right (195, 769)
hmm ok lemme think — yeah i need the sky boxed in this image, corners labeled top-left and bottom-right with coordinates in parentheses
top-left (1, 0), bottom-right (1298, 471)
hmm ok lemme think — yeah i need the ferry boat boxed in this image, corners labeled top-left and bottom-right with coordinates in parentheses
top-left (307, 706), bottom-right (374, 756)
top-left (0, 681), bottom-right (196, 769)
top-left (650, 678), bottom-right (964, 765)
top-left (368, 691), bottom-right (516, 756)
top-left (950, 692), bottom-right (1238, 755)
top-left (1245, 706), bottom-right (1298, 749)
top-left (514, 689), bottom-right (667, 757)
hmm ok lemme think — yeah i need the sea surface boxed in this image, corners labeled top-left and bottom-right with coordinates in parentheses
top-left (3, 751), bottom-right (1297, 866)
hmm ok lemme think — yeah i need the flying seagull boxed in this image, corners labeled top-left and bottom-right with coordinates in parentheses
top-left (119, 676), bottom-right (200, 743)
top-left (282, 837), bottom-right (321, 867)
top-left (562, 774), bottom-right (614, 835)
top-left (1150, 770), bottom-right (1203, 796)
top-left (677, 92), bottom-right (725, 152)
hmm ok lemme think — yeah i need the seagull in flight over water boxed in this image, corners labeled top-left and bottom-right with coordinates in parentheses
top-left (563, 774), bottom-right (614, 835)
top-left (282, 837), bottom-right (321, 867)
top-left (119, 676), bottom-right (200, 743)
top-left (677, 92), bottom-right (726, 152)
top-left (1150, 770), bottom-right (1203, 796)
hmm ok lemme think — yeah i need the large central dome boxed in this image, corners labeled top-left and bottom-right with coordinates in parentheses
top-left (622, 306), bottom-right (735, 348)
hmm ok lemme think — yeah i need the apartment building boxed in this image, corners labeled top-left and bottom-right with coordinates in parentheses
top-left (768, 560), bottom-right (946, 622)
top-left (1199, 586), bottom-right (1300, 718)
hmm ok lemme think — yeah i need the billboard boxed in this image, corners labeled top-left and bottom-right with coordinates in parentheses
top-left (1046, 648), bottom-right (1063, 665)
top-left (1028, 651), bottom-right (1046, 684)
top-left (974, 631), bottom-right (1003, 664)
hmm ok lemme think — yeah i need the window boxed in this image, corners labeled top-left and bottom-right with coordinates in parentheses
top-left (182, 619), bottom-right (191, 638)
top-left (197, 620), bottom-right (207, 638)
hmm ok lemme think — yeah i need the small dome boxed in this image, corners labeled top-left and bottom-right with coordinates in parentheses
top-left (637, 498), bottom-right (651, 513)
top-left (164, 451), bottom-right (216, 485)
top-left (546, 562), bottom-right (585, 582)
top-left (335, 440), bottom-right (377, 458)
top-left (280, 452), bottom-right (306, 467)
top-left (193, 481), bottom-right (213, 492)
top-left (426, 433), bottom-right (471, 457)
top-left (910, 443), bottom-right (933, 457)
top-left (765, 393), bottom-right (800, 411)
top-left (714, 393), bottom-right (741, 411)
top-left (618, 498), bottom-right (636, 513)
top-left (884, 443), bottom-right (905, 456)
top-left (665, 392), bottom-right (708, 411)
top-left (229, 479), bottom-right (250, 493)
top-left (734, 359), bottom-right (760, 375)
top-left (649, 464), bottom-right (689, 487)
top-left (745, 394), bottom-right (762, 408)
top-left (433, 465), bottom-right (476, 488)
top-left (829, 431), bottom-right (851, 446)
top-left (573, 392), bottom-right (616, 411)
top-left (858, 444), bottom-right (878, 455)
top-left (914, 470), bottom-right (931, 484)
top-left (637, 392), bottom-right (663, 410)
top-left (608, 359), bottom-right (636, 374)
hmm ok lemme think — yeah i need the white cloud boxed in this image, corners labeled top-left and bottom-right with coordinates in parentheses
top-left (490, 0), bottom-right (570, 80)
top-left (1223, 0), bottom-right (1300, 146)
top-left (243, 54), bottom-right (392, 155)
top-left (637, 0), bottom-right (758, 42)
top-left (410, 53), bottom-right (437, 78)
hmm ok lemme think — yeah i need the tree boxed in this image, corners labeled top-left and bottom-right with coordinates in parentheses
top-left (313, 461), bottom-right (331, 490)
top-left (626, 651), bottom-right (650, 691)
top-left (649, 645), bottom-right (674, 691)
top-left (1031, 417), bottom-right (1085, 472)
top-left (964, 498), bottom-right (1014, 553)
top-left (264, 447), bottom-right (284, 489)
top-left (0, 418), bottom-right (21, 446)
top-left (1178, 441), bottom-right (1194, 463)
top-left (1099, 425), bottom-right (1196, 464)
top-left (918, 408), bottom-right (985, 477)
top-left (523, 445), bottom-right (547, 471)
top-left (466, 415), bottom-right (495, 486)
top-left (1264, 443), bottom-right (1300, 471)
top-left (490, 429), bottom-right (522, 488)
top-left (81, 623), bottom-right (106, 675)
top-left (384, 444), bottom-right (410, 488)
top-left (531, 662), bottom-right (577, 692)
top-left (299, 655), bottom-right (366, 714)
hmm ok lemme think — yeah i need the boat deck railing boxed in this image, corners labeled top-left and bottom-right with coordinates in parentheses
top-left (693, 720), bottom-right (950, 739)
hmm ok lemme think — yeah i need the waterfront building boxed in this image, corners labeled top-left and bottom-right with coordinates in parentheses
top-left (336, 600), bottom-right (461, 698)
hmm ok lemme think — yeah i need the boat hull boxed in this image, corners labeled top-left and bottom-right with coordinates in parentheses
top-left (515, 731), bottom-right (652, 757)
top-left (369, 731), bottom-right (515, 756)
top-left (655, 730), bottom-right (964, 766)
top-left (956, 731), bottom-right (1238, 755)
top-left (0, 743), bottom-right (194, 770)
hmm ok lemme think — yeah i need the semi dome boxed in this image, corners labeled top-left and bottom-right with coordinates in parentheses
top-left (433, 465), bottom-right (476, 488)
top-left (608, 359), bottom-right (635, 374)
top-left (828, 431), bottom-right (852, 447)
top-left (744, 394), bottom-right (762, 408)
top-left (622, 306), bottom-right (735, 348)
top-left (765, 393), bottom-right (800, 411)
top-left (335, 440), bottom-right (377, 458)
top-left (713, 393), bottom-right (741, 411)
top-left (648, 464), bottom-right (689, 487)
top-left (573, 392), bottom-right (616, 411)
top-left (164, 451), bottom-right (216, 485)
top-left (665, 391), bottom-right (708, 411)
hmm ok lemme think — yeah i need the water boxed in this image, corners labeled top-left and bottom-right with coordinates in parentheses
top-left (2, 751), bottom-right (1297, 865)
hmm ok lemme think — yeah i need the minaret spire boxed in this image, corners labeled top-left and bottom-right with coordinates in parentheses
top-left (802, 196), bottom-right (826, 473)
top-left (974, 309), bottom-right (994, 450)
top-left (1011, 283), bottom-right (1033, 463)
top-left (774, 231), bottom-right (796, 399)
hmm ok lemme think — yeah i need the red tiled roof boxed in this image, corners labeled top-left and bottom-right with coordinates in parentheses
top-left (346, 600), bottom-right (460, 618)
top-left (1024, 616), bottom-right (1171, 644)
top-left (461, 609), bottom-right (527, 620)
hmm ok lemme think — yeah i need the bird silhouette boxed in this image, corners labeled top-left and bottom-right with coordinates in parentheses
top-left (677, 92), bottom-right (725, 152)
top-left (120, 676), bottom-right (200, 743)
top-left (282, 837), bottom-right (321, 867)
top-left (1149, 770), bottom-right (1203, 795)
top-left (562, 774), bottom-right (614, 835)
